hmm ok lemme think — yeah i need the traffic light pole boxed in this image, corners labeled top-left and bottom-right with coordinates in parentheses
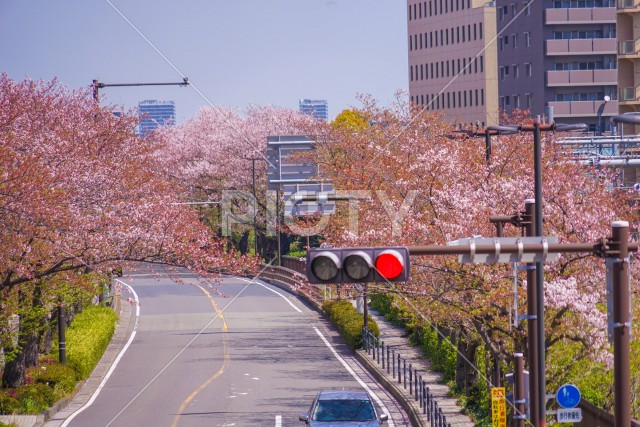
top-left (524, 200), bottom-right (540, 427)
top-left (611, 221), bottom-right (631, 427)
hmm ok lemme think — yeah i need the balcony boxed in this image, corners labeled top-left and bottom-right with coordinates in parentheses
top-left (546, 7), bottom-right (615, 24)
top-left (546, 38), bottom-right (617, 55)
top-left (618, 0), bottom-right (640, 12)
top-left (619, 87), bottom-right (640, 104)
top-left (547, 69), bottom-right (618, 86)
top-left (548, 100), bottom-right (619, 116)
top-left (618, 39), bottom-right (640, 56)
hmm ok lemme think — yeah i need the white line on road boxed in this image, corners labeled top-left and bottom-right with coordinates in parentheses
top-left (275, 415), bottom-right (282, 426)
top-left (241, 277), bottom-right (303, 313)
top-left (241, 277), bottom-right (394, 426)
top-left (313, 326), bottom-right (395, 427)
top-left (61, 279), bottom-right (140, 427)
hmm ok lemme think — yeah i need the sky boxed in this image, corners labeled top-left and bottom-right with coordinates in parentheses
top-left (1, 0), bottom-right (408, 123)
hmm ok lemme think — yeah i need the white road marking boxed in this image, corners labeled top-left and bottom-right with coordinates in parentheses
top-left (233, 276), bottom-right (394, 426)
top-left (61, 279), bottom-right (140, 427)
top-left (235, 277), bottom-right (303, 313)
top-left (275, 415), bottom-right (282, 426)
top-left (313, 326), bottom-right (395, 427)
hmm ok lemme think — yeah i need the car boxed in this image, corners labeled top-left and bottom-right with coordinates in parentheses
top-left (299, 389), bottom-right (389, 426)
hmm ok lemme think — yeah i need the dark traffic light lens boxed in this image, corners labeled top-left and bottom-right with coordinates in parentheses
top-left (344, 254), bottom-right (371, 281)
top-left (311, 255), bottom-right (339, 281)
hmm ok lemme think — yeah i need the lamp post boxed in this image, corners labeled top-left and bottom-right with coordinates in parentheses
top-left (479, 121), bottom-right (587, 426)
top-left (91, 77), bottom-right (189, 102)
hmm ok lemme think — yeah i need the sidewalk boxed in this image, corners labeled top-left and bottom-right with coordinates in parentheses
top-left (357, 311), bottom-right (476, 427)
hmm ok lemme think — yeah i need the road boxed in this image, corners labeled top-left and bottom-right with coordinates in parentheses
top-left (52, 265), bottom-right (407, 426)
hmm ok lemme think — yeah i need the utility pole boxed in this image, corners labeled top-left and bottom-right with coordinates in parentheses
top-left (91, 77), bottom-right (189, 102)
top-left (611, 221), bottom-right (631, 427)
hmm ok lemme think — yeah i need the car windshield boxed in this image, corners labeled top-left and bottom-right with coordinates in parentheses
top-left (311, 398), bottom-right (376, 421)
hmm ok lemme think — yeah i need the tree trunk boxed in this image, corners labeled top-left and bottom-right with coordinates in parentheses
top-left (455, 337), bottom-right (479, 393)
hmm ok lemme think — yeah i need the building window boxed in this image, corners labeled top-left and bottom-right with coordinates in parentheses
top-left (474, 57), bottom-right (478, 73)
top-left (511, 3), bottom-right (517, 15)
top-left (505, 95), bottom-right (511, 106)
top-left (479, 22), bottom-right (483, 39)
top-left (512, 34), bottom-right (518, 48)
top-left (514, 64), bottom-right (520, 78)
top-left (525, 3), bottom-right (531, 15)
top-left (514, 95), bottom-right (520, 108)
top-left (481, 89), bottom-right (485, 106)
top-left (463, 58), bottom-right (467, 74)
top-left (475, 89), bottom-right (479, 106)
top-left (525, 62), bottom-right (532, 77)
top-left (474, 23), bottom-right (477, 40)
top-left (421, 64), bottom-right (424, 80)
top-left (501, 5), bottom-right (508, 20)
top-left (525, 32), bottom-right (531, 47)
top-left (480, 55), bottom-right (484, 72)
top-left (526, 93), bottom-right (532, 108)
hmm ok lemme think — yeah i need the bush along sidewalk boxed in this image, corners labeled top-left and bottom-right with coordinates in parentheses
top-left (321, 300), bottom-right (380, 350)
top-left (0, 305), bottom-right (118, 415)
top-left (369, 293), bottom-right (492, 427)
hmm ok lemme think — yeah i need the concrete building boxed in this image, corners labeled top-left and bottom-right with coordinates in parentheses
top-left (617, 0), bottom-right (640, 126)
top-left (497, 0), bottom-right (618, 132)
top-left (407, 0), bottom-right (499, 127)
top-left (137, 100), bottom-right (176, 136)
top-left (299, 99), bottom-right (329, 121)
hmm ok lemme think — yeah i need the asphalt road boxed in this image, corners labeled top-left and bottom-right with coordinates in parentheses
top-left (54, 265), bottom-right (407, 427)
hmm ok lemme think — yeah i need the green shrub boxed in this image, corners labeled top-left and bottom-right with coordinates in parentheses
top-left (16, 382), bottom-right (56, 413)
top-left (28, 360), bottom-right (76, 397)
top-left (321, 300), bottom-right (379, 350)
top-left (60, 306), bottom-right (118, 380)
top-left (0, 391), bottom-right (21, 415)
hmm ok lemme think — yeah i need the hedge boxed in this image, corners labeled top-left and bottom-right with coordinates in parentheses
top-left (59, 306), bottom-right (118, 380)
top-left (321, 300), bottom-right (379, 350)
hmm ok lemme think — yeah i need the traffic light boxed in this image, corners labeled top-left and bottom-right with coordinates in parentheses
top-left (306, 247), bottom-right (410, 284)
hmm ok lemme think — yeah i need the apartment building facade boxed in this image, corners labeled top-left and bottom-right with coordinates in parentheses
top-left (618, 0), bottom-right (640, 118)
top-left (497, 0), bottom-right (619, 132)
top-left (407, 0), bottom-right (499, 127)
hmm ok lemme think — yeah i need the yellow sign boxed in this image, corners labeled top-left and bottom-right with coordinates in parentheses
top-left (491, 387), bottom-right (507, 427)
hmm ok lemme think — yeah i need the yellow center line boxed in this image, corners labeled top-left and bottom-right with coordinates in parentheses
top-left (171, 283), bottom-right (229, 427)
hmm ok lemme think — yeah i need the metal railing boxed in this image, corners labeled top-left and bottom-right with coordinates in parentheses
top-left (363, 327), bottom-right (452, 427)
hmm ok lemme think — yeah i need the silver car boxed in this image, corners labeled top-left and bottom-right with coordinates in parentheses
top-left (299, 390), bottom-right (389, 426)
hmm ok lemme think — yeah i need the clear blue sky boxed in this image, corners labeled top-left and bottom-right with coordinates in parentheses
top-left (1, 0), bottom-right (408, 122)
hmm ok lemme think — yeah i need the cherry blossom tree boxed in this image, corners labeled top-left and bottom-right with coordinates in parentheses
top-left (304, 95), bottom-right (639, 392)
top-left (0, 75), bottom-right (257, 387)
top-left (155, 104), bottom-right (312, 256)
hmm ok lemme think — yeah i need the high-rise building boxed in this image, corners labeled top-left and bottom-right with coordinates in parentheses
top-left (497, 0), bottom-right (617, 133)
top-left (299, 99), bottom-right (329, 121)
top-left (137, 100), bottom-right (176, 135)
top-left (407, 0), bottom-right (499, 127)
top-left (408, 0), bottom-right (620, 132)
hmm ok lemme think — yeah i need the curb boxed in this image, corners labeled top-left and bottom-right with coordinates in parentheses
top-left (355, 350), bottom-right (428, 427)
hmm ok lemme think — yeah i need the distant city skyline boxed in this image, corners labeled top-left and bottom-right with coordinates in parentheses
top-left (299, 99), bottom-right (329, 121)
top-left (1, 1), bottom-right (408, 124)
top-left (137, 99), bottom-right (176, 135)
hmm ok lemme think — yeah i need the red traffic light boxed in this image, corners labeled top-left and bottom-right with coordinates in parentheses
top-left (375, 249), bottom-right (406, 279)
top-left (306, 247), bottom-right (410, 284)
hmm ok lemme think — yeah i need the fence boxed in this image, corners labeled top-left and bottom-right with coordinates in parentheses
top-left (363, 327), bottom-right (452, 427)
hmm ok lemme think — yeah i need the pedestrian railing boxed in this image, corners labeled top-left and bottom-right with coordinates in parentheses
top-left (363, 327), bottom-right (452, 427)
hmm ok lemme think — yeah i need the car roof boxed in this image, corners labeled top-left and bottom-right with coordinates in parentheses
top-left (317, 390), bottom-right (371, 400)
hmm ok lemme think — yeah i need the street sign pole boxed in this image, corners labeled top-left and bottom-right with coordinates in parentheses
top-left (611, 221), bottom-right (631, 427)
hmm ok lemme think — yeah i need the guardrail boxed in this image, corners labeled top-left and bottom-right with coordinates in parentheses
top-left (363, 327), bottom-right (452, 427)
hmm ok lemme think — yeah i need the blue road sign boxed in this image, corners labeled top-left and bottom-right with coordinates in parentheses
top-left (557, 384), bottom-right (581, 409)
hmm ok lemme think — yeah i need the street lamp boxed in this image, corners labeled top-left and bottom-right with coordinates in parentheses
top-left (91, 77), bottom-right (189, 102)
